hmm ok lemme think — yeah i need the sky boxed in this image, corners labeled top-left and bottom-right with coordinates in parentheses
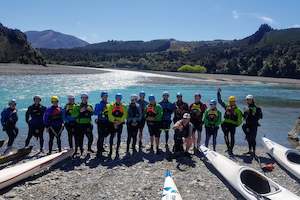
top-left (0, 0), bottom-right (299, 43)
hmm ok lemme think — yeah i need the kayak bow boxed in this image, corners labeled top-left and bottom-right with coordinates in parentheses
top-left (162, 170), bottom-right (183, 200)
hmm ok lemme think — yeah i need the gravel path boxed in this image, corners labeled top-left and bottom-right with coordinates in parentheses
top-left (0, 144), bottom-right (299, 200)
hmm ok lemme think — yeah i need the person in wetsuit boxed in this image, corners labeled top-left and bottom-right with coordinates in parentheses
top-left (63, 95), bottom-right (77, 149)
top-left (137, 91), bottom-right (148, 150)
top-left (25, 95), bottom-right (46, 152)
top-left (1, 99), bottom-right (18, 148)
top-left (43, 96), bottom-right (64, 154)
top-left (217, 88), bottom-right (243, 155)
top-left (173, 92), bottom-right (189, 124)
top-left (242, 95), bottom-right (263, 156)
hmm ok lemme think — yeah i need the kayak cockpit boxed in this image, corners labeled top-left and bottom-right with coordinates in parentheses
top-left (240, 169), bottom-right (279, 195)
top-left (286, 150), bottom-right (300, 164)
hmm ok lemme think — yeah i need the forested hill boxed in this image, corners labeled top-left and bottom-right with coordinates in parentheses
top-left (33, 24), bottom-right (300, 78)
top-left (0, 23), bottom-right (45, 65)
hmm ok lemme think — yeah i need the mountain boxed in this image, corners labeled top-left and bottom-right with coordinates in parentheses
top-left (40, 24), bottom-right (300, 78)
top-left (80, 39), bottom-right (171, 52)
top-left (0, 23), bottom-right (45, 65)
top-left (25, 30), bottom-right (89, 49)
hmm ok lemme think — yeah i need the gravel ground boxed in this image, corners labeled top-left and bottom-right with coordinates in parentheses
top-left (0, 144), bottom-right (299, 200)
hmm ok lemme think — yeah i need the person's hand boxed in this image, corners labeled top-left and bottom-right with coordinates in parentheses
top-left (80, 107), bottom-right (86, 112)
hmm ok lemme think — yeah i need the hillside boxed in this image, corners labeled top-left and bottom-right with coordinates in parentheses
top-left (0, 23), bottom-right (45, 65)
top-left (26, 30), bottom-right (89, 49)
top-left (40, 24), bottom-right (300, 78)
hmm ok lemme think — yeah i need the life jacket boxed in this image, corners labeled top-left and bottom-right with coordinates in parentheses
top-left (224, 105), bottom-right (238, 121)
top-left (190, 103), bottom-right (205, 119)
top-left (129, 104), bottom-right (139, 118)
top-left (65, 103), bottom-right (75, 116)
top-left (50, 106), bottom-right (62, 121)
top-left (208, 110), bottom-right (218, 121)
top-left (112, 103), bottom-right (124, 118)
top-left (146, 105), bottom-right (156, 117)
top-left (79, 104), bottom-right (93, 119)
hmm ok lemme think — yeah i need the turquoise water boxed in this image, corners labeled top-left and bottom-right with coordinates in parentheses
top-left (0, 68), bottom-right (299, 149)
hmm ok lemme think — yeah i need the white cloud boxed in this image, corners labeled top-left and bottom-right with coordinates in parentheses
top-left (258, 16), bottom-right (274, 24)
top-left (290, 24), bottom-right (300, 28)
top-left (232, 10), bottom-right (239, 19)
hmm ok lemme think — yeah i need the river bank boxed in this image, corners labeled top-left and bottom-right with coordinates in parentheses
top-left (1, 63), bottom-right (300, 86)
top-left (1, 144), bottom-right (299, 200)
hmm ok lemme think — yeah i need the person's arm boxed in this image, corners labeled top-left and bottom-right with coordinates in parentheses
top-left (203, 110), bottom-right (208, 127)
top-left (137, 105), bottom-right (143, 122)
top-left (43, 109), bottom-right (49, 127)
top-left (257, 107), bottom-right (263, 120)
top-left (173, 120), bottom-right (182, 130)
top-left (216, 110), bottom-right (222, 126)
top-left (236, 108), bottom-right (243, 127)
top-left (25, 106), bottom-right (30, 124)
top-left (217, 89), bottom-right (226, 109)
top-left (1, 109), bottom-right (6, 127)
top-left (156, 105), bottom-right (163, 121)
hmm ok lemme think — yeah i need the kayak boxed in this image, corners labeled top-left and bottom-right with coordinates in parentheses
top-left (162, 170), bottom-right (182, 200)
top-left (200, 145), bottom-right (300, 200)
top-left (262, 137), bottom-right (300, 179)
top-left (0, 146), bottom-right (33, 165)
top-left (0, 140), bottom-right (5, 148)
top-left (0, 149), bottom-right (74, 190)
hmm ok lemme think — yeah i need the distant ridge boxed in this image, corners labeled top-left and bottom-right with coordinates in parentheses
top-left (25, 30), bottom-right (89, 49)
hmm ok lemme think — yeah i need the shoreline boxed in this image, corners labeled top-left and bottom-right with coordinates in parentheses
top-left (0, 63), bottom-right (300, 86)
top-left (1, 144), bottom-right (299, 199)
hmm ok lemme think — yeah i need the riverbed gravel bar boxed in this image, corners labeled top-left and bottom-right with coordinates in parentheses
top-left (0, 144), bottom-right (299, 200)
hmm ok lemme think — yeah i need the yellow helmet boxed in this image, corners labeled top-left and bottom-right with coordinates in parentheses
top-left (51, 96), bottom-right (59, 102)
top-left (228, 96), bottom-right (236, 102)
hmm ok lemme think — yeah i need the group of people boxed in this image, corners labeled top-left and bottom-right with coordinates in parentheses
top-left (0, 89), bottom-right (263, 159)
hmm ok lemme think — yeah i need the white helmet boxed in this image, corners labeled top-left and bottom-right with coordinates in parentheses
top-left (246, 95), bottom-right (254, 100)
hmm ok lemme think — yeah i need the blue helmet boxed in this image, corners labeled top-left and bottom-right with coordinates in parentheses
top-left (210, 99), bottom-right (217, 106)
top-left (101, 91), bottom-right (108, 97)
top-left (139, 91), bottom-right (146, 97)
top-left (115, 93), bottom-right (123, 100)
top-left (148, 94), bottom-right (155, 101)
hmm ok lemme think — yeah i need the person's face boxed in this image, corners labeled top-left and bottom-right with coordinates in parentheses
top-left (246, 98), bottom-right (253, 105)
top-left (34, 98), bottom-right (41, 105)
top-left (229, 100), bottom-right (236, 106)
top-left (177, 96), bottom-right (182, 101)
top-left (10, 103), bottom-right (16, 109)
top-left (150, 99), bottom-right (155, 104)
top-left (139, 94), bottom-right (145, 100)
top-left (81, 96), bottom-right (88, 104)
top-left (163, 94), bottom-right (169, 101)
top-left (102, 95), bottom-right (108, 102)
top-left (51, 100), bottom-right (58, 106)
top-left (116, 97), bottom-right (121, 103)
top-left (210, 104), bottom-right (216, 109)
top-left (131, 98), bottom-right (136, 104)
top-left (68, 97), bottom-right (74, 104)
top-left (182, 118), bottom-right (189, 125)
top-left (195, 96), bottom-right (201, 102)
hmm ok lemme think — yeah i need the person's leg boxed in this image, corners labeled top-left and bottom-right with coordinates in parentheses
top-left (6, 128), bottom-right (14, 147)
top-left (39, 127), bottom-right (44, 152)
top-left (48, 129), bottom-right (55, 154)
top-left (204, 127), bottom-right (211, 148)
top-left (74, 124), bottom-right (81, 155)
top-left (250, 126), bottom-right (258, 154)
top-left (229, 125), bottom-right (236, 154)
top-left (97, 124), bottom-right (105, 156)
top-left (212, 128), bottom-right (218, 151)
top-left (155, 124), bottom-right (161, 153)
top-left (116, 124), bottom-right (123, 153)
top-left (221, 124), bottom-right (230, 151)
top-left (132, 126), bottom-right (138, 152)
top-left (197, 126), bottom-right (203, 148)
top-left (109, 131), bottom-right (115, 156)
top-left (85, 124), bottom-right (94, 152)
top-left (126, 125), bottom-right (132, 153)
top-left (242, 124), bottom-right (251, 152)
top-left (192, 128), bottom-right (196, 149)
top-left (55, 127), bottom-right (62, 152)
top-left (78, 126), bottom-right (84, 154)
top-left (25, 125), bottom-right (34, 147)
top-left (148, 123), bottom-right (154, 149)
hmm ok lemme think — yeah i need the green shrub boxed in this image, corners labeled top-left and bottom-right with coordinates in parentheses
top-left (177, 64), bottom-right (207, 73)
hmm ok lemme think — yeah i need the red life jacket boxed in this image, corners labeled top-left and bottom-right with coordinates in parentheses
top-left (146, 106), bottom-right (156, 117)
top-left (112, 103), bottom-right (124, 117)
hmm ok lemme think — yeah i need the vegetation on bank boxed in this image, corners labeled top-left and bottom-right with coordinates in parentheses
top-left (177, 65), bottom-right (207, 73)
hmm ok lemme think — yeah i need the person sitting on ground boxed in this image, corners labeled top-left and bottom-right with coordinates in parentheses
top-left (217, 88), bottom-right (243, 155)
top-left (126, 94), bottom-right (142, 155)
top-left (43, 96), bottom-right (64, 154)
top-left (25, 95), bottom-right (46, 152)
top-left (203, 99), bottom-right (222, 151)
top-left (145, 94), bottom-right (163, 154)
top-left (173, 113), bottom-right (193, 155)
top-left (1, 99), bottom-right (18, 149)
top-left (242, 95), bottom-right (263, 156)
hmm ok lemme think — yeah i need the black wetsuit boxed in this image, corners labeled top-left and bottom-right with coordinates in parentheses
top-left (25, 104), bottom-right (46, 150)
top-left (242, 103), bottom-right (263, 153)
